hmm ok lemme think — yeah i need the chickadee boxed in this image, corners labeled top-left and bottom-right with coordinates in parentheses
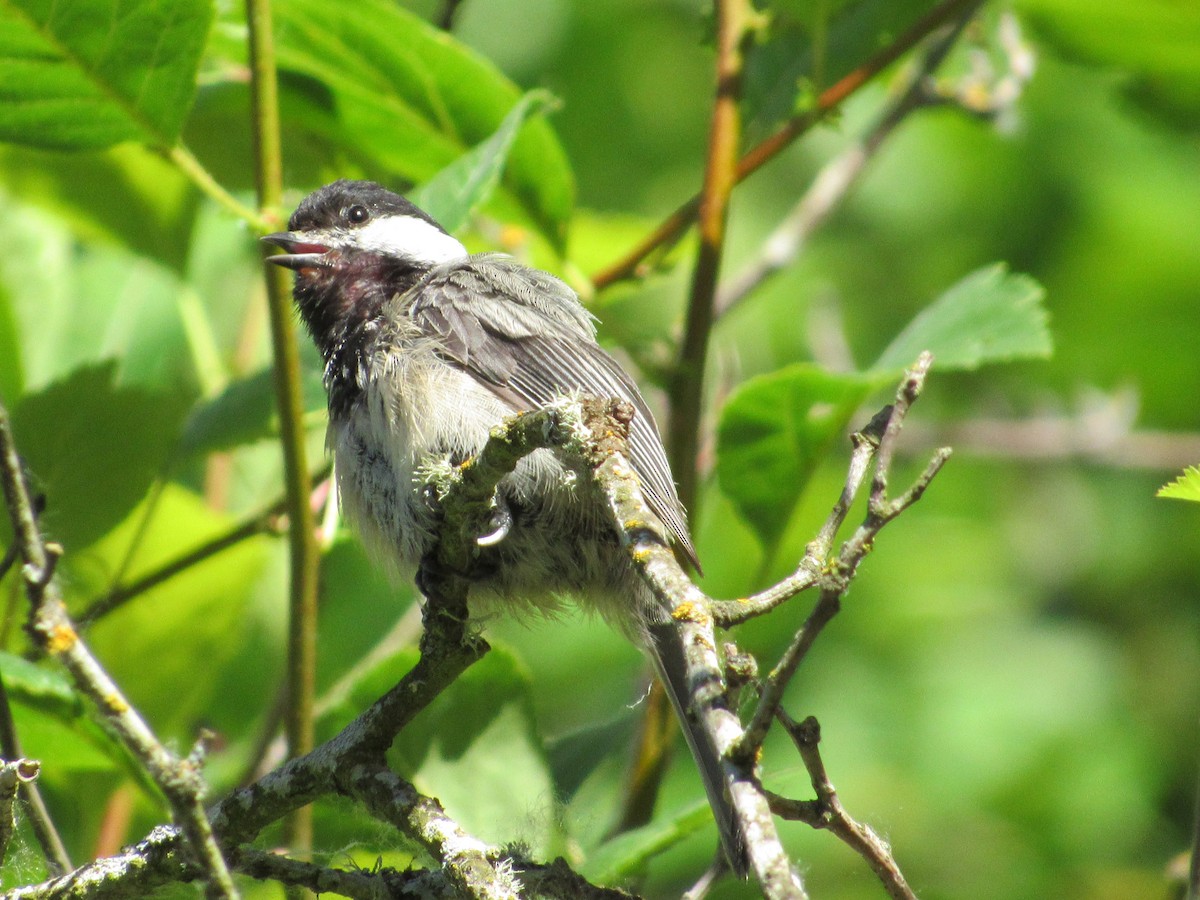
top-left (264, 179), bottom-right (747, 875)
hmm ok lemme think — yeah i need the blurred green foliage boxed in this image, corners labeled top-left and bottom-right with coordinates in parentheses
top-left (0, 0), bottom-right (1198, 898)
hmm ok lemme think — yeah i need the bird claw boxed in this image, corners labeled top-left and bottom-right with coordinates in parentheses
top-left (476, 499), bottom-right (513, 547)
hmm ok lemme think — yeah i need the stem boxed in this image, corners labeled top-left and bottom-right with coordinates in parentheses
top-left (667, 0), bottom-right (749, 514)
top-left (590, 0), bottom-right (982, 291)
top-left (165, 145), bottom-right (266, 228)
top-left (245, 0), bottom-right (319, 867)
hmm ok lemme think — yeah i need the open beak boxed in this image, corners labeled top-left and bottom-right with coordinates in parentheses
top-left (261, 232), bottom-right (331, 270)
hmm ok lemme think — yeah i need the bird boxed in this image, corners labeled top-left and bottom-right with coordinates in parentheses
top-left (263, 179), bottom-right (747, 876)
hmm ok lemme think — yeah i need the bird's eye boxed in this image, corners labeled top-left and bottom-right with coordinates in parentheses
top-left (346, 205), bottom-right (369, 225)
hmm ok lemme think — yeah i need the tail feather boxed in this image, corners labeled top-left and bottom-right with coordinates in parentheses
top-left (647, 621), bottom-right (750, 877)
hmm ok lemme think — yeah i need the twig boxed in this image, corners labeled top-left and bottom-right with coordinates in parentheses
top-left (245, 0), bottom-right (321, 865)
top-left (710, 405), bottom-right (891, 627)
top-left (437, 0), bottom-right (465, 30)
top-left (715, 0), bottom-right (985, 317)
top-left (79, 503), bottom-right (283, 625)
top-left (0, 670), bottom-right (72, 874)
top-left (0, 405), bottom-right (238, 898)
top-left (590, 0), bottom-right (984, 290)
top-left (77, 465), bottom-right (331, 626)
top-left (666, 0), bottom-right (752, 513)
top-left (0, 758), bottom-right (40, 868)
top-left (776, 712), bottom-right (917, 900)
top-left (5, 382), bottom-right (942, 898)
top-left (164, 145), bottom-right (267, 228)
top-left (736, 358), bottom-right (948, 759)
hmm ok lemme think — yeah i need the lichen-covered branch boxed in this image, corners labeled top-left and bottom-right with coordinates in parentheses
top-left (0, 404), bottom-right (238, 900)
top-left (3, 359), bottom-right (945, 900)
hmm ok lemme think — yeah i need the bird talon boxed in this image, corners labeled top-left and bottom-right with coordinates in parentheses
top-left (476, 499), bottom-right (513, 547)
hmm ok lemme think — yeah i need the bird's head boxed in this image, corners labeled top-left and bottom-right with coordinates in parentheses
top-left (262, 180), bottom-right (466, 279)
top-left (263, 181), bottom-right (468, 355)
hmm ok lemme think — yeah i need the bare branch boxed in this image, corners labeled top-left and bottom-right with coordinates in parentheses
top-left (0, 758), bottom-right (41, 867)
top-left (776, 712), bottom-right (917, 900)
top-left (0, 404), bottom-right (238, 899)
top-left (0, 670), bottom-right (72, 874)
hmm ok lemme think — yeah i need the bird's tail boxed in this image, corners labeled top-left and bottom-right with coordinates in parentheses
top-left (646, 620), bottom-right (750, 877)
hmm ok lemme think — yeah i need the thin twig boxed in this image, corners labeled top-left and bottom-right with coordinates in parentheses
top-left (0, 671), bottom-right (72, 874)
top-left (590, 0), bottom-right (984, 290)
top-left (715, 0), bottom-right (985, 317)
top-left (164, 145), bottom-right (267, 228)
top-left (666, 0), bottom-right (751, 514)
top-left (77, 465), bottom-right (331, 626)
top-left (0, 404), bottom-right (239, 898)
top-left (736, 359), bottom-right (946, 758)
top-left (0, 759), bottom-right (41, 868)
top-left (710, 405), bottom-right (891, 627)
top-left (776, 712), bottom-right (918, 900)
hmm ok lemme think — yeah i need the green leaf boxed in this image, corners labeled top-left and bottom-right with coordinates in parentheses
top-left (1158, 466), bottom-right (1200, 503)
top-left (0, 143), bottom-right (200, 272)
top-left (318, 646), bottom-right (558, 856)
top-left (1017, 0), bottom-right (1200, 127)
top-left (715, 365), bottom-right (879, 552)
top-left (581, 801), bottom-right (713, 883)
top-left (0, 652), bottom-right (81, 719)
top-left (179, 352), bottom-right (327, 459)
top-left (273, 0), bottom-right (574, 250)
top-left (78, 485), bottom-right (267, 738)
top-left (744, 0), bottom-right (939, 139)
top-left (412, 90), bottom-right (556, 234)
top-left (0, 0), bottom-right (212, 149)
top-left (873, 263), bottom-right (1052, 373)
top-left (11, 362), bottom-right (189, 549)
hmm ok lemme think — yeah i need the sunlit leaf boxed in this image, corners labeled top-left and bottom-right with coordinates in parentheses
top-left (744, 0), bottom-right (939, 139)
top-left (274, 0), bottom-right (574, 250)
top-left (716, 365), bottom-right (879, 551)
top-left (1017, 0), bottom-right (1200, 127)
top-left (0, 143), bottom-right (200, 272)
top-left (873, 263), bottom-right (1051, 373)
top-left (0, 0), bottom-right (212, 149)
top-left (79, 485), bottom-right (268, 738)
top-left (1158, 466), bottom-right (1200, 503)
top-left (581, 801), bottom-right (713, 883)
top-left (413, 90), bottom-right (557, 234)
top-left (11, 363), bottom-right (189, 550)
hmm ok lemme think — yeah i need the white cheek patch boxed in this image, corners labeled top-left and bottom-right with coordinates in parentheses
top-left (356, 215), bottom-right (468, 265)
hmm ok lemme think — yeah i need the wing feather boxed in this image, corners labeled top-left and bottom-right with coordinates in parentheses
top-left (406, 257), bottom-right (699, 568)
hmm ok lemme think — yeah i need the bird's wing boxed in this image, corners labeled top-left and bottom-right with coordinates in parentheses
top-left (406, 257), bottom-right (699, 568)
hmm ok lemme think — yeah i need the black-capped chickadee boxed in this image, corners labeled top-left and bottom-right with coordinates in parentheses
top-left (264, 180), bottom-right (747, 875)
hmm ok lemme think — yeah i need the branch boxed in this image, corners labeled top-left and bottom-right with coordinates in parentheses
top-left (0, 670), bottom-right (71, 874)
top-left (715, 0), bottom-right (985, 317)
top-left (774, 712), bottom-right (917, 900)
top-left (667, 0), bottom-right (752, 512)
top-left (5, 368), bottom-right (945, 898)
top-left (0, 404), bottom-right (238, 898)
top-left (244, 0), bottom-right (321, 863)
top-left (590, 0), bottom-right (985, 290)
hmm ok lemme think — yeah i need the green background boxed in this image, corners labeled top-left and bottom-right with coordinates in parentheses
top-left (1, 1), bottom-right (1198, 897)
